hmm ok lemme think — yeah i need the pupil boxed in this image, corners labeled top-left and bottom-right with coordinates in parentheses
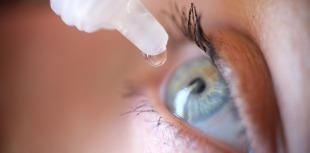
top-left (189, 78), bottom-right (206, 94)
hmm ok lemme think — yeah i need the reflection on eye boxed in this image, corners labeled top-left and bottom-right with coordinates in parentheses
top-left (164, 57), bottom-right (249, 151)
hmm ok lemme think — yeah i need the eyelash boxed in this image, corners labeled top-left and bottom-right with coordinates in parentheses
top-left (163, 2), bottom-right (218, 63)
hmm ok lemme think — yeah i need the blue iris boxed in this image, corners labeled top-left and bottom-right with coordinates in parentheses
top-left (165, 57), bottom-right (230, 123)
top-left (165, 57), bottom-right (248, 151)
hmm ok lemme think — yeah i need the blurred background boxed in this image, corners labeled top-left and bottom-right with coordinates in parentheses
top-left (0, 0), bottom-right (47, 6)
top-left (0, 0), bottom-right (153, 152)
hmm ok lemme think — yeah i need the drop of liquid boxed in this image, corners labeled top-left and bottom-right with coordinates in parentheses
top-left (143, 51), bottom-right (167, 67)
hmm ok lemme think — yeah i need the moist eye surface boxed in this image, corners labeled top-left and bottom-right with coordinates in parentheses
top-left (164, 56), bottom-right (249, 151)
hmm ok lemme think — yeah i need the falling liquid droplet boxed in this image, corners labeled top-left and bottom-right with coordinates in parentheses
top-left (143, 51), bottom-right (167, 67)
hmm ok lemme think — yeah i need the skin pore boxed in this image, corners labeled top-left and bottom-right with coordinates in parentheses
top-left (0, 0), bottom-right (309, 153)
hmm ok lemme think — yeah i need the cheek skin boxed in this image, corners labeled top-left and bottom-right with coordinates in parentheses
top-left (212, 29), bottom-right (280, 153)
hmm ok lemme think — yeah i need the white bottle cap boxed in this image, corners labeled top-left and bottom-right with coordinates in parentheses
top-left (50, 0), bottom-right (168, 56)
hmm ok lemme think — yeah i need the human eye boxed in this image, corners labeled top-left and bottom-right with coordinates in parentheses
top-left (122, 2), bottom-right (283, 153)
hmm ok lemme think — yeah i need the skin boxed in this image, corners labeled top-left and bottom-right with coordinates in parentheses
top-left (0, 0), bottom-right (309, 153)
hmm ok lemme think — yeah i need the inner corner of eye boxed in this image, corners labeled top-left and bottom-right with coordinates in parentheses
top-left (162, 57), bottom-right (250, 152)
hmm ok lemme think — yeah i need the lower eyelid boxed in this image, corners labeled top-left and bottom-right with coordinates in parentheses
top-left (122, 89), bottom-right (242, 153)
